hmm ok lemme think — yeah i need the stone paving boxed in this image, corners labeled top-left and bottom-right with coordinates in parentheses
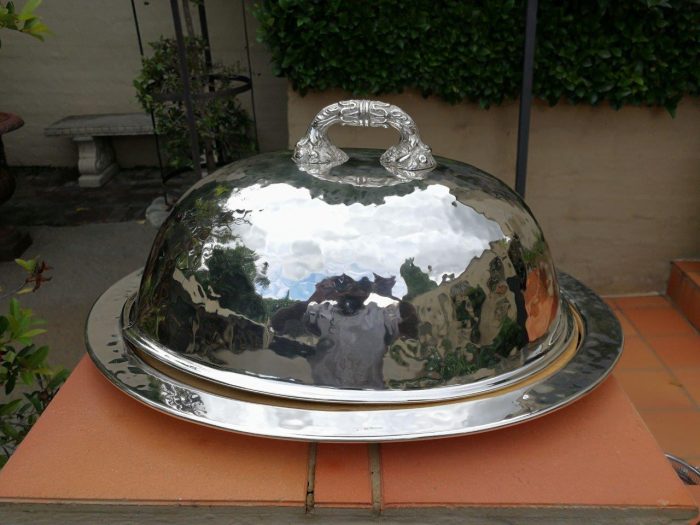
top-left (0, 222), bottom-right (158, 370)
top-left (0, 167), bottom-right (199, 226)
top-left (0, 166), bottom-right (199, 370)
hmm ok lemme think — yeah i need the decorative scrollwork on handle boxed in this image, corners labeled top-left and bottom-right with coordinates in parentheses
top-left (293, 100), bottom-right (436, 174)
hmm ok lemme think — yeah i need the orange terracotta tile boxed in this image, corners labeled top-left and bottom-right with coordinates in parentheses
top-left (687, 291), bottom-right (700, 332)
top-left (674, 369), bottom-right (700, 406)
top-left (0, 361), bottom-right (696, 516)
top-left (314, 444), bottom-right (372, 507)
top-left (671, 277), bottom-right (698, 326)
top-left (688, 485), bottom-right (700, 511)
top-left (614, 369), bottom-right (694, 410)
top-left (602, 297), bottom-right (619, 311)
top-left (623, 307), bottom-right (696, 337)
top-left (0, 357), bottom-right (308, 504)
top-left (615, 295), bottom-right (670, 310)
top-left (681, 288), bottom-right (700, 332)
top-left (667, 265), bottom-right (683, 301)
top-left (675, 261), bottom-right (700, 273)
top-left (616, 311), bottom-right (638, 337)
top-left (647, 334), bottom-right (700, 369)
top-left (617, 336), bottom-right (663, 370)
top-left (381, 378), bottom-right (694, 508)
top-left (689, 271), bottom-right (700, 288)
top-left (640, 410), bottom-right (700, 460)
top-left (683, 456), bottom-right (700, 470)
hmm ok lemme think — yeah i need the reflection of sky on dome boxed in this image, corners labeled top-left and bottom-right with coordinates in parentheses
top-left (224, 183), bottom-right (504, 300)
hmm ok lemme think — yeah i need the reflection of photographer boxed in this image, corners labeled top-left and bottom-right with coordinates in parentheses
top-left (305, 301), bottom-right (399, 388)
top-left (271, 273), bottom-right (409, 388)
top-left (304, 274), bottom-right (400, 388)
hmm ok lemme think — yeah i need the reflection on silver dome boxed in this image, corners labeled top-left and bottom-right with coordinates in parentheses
top-left (223, 182), bottom-right (504, 300)
top-left (124, 149), bottom-right (570, 403)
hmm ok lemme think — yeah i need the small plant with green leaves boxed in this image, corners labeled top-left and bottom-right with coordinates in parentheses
top-left (0, 0), bottom-right (49, 49)
top-left (0, 258), bottom-right (67, 468)
top-left (134, 37), bottom-right (254, 172)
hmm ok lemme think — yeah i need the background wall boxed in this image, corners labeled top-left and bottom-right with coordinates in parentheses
top-left (0, 0), bottom-right (287, 166)
top-left (288, 89), bottom-right (700, 294)
top-left (2, 3), bottom-right (698, 294)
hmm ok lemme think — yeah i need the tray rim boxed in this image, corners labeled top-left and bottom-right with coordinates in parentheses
top-left (85, 269), bottom-right (623, 442)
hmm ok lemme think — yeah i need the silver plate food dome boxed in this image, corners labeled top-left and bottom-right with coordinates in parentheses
top-left (87, 100), bottom-right (623, 441)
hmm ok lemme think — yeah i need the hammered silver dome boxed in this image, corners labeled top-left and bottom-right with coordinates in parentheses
top-left (122, 119), bottom-right (574, 403)
top-left (87, 100), bottom-right (622, 439)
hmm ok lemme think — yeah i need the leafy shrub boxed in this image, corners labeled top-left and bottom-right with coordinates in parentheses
top-left (0, 258), bottom-right (67, 467)
top-left (0, 0), bottom-right (49, 49)
top-left (134, 37), bottom-right (254, 170)
top-left (253, 0), bottom-right (700, 114)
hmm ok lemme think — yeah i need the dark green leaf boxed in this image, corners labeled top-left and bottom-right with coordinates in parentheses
top-left (46, 368), bottom-right (69, 390)
top-left (24, 392), bottom-right (43, 412)
top-left (4, 374), bottom-right (15, 395)
top-left (0, 399), bottom-right (23, 416)
top-left (24, 345), bottom-right (49, 368)
top-left (20, 369), bottom-right (34, 386)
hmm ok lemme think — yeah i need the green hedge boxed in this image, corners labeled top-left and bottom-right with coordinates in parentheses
top-left (253, 0), bottom-right (700, 114)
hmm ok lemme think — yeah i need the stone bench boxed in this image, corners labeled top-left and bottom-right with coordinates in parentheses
top-left (45, 113), bottom-right (154, 187)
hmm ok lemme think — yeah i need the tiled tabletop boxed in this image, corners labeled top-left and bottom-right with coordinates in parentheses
top-left (0, 297), bottom-right (698, 523)
top-left (610, 295), bottom-right (700, 466)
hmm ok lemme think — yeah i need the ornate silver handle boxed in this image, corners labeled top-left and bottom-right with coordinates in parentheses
top-left (292, 100), bottom-right (436, 172)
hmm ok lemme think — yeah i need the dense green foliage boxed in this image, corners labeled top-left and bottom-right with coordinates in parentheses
top-left (254, 0), bottom-right (700, 114)
top-left (134, 37), bottom-right (254, 170)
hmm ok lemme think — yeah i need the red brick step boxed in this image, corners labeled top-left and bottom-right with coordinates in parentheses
top-left (667, 260), bottom-right (700, 331)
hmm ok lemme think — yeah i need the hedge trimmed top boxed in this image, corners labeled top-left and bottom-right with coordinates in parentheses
top-left (253, 0), bottom-right (700, 114)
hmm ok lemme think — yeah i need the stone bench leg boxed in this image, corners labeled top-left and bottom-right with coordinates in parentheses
top-left (74, 135), bottom-right (118, 188)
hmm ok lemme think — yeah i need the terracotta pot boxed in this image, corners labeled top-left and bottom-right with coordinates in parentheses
top-left (0, 166), bottom-right (15, 205)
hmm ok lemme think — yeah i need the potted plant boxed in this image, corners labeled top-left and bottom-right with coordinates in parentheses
top-left (0, 0), bottom-right (49, 259)
top-left (0, 258), bottom-right (67, 467)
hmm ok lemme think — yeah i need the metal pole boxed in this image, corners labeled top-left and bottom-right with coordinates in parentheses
top-left (197, 0), bottom-right (214, 74)
top-left (514, 0), bottom-right (538, 198)
top-left (241, 0), bottom-right (259, 152)
top-left (130, 0), bottom-right (167, 189)
top-left (170, 0), bottom-right (202, 178)
top-left (198, 0), bottom-right (224, 166)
